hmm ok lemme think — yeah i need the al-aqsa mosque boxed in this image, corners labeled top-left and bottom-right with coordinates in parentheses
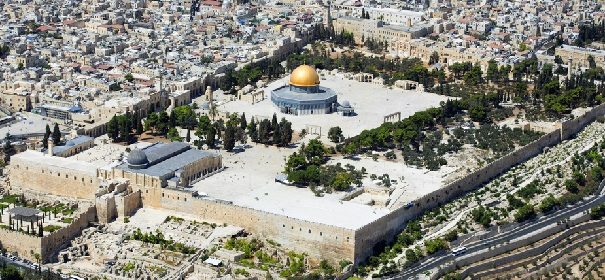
top-left (271, 65), bottom-right (353, 115)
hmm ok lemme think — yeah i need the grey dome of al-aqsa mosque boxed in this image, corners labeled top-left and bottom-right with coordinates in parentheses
top-left (127, 148), bottom-right (149, 169)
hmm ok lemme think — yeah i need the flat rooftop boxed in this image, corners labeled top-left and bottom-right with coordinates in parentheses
top-left (191, 144), bottom-right (390, 230)
top-left (13, 150), bottom-right (98, 176)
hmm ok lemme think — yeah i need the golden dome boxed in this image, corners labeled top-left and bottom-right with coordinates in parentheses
top-left (289, 65), bottom-right (320, 87)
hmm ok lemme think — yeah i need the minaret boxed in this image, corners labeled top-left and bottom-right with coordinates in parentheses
top-left (206, 86), bottom-right (214, 108)
top-left (48, 141), bottom-right (54, 156)
top-left (327, 0), bottom-right (333, 29)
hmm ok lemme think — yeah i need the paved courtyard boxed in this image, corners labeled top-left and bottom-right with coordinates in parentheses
top-left (219, 73), bottom-right (450, 143)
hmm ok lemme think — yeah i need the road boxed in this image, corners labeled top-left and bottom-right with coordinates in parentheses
top-left (384, 181), bottom-right (605, 280)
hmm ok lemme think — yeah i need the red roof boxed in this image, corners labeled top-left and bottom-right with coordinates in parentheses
top-left (37, 25), bottom-right (56, 32)
top-left (80, 66), bottom-right (95, 72)
top-left (97, 64), bottom-right (114, 70)
top-left (202, 0), bottom-right (222, 7)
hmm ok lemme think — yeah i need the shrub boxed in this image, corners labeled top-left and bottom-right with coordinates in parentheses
top-left (539, 195), bottom-right (560, 213)
top-left (424, 238), bottom-right (448, 255)
top-left (565, 179), bottom-right (580, 194)
top-left (405, 249), bottom-right (419, 263)
top-left (516, 180), bottom-right (542, 199)
top-left (471, 206), bottom-right (493, 227)
top-left (514, 204), bottom-right (536, 222)
top-left (444, 229), bottom-right (458, 242)
top-left (590, 203), bottom-right (605, 220)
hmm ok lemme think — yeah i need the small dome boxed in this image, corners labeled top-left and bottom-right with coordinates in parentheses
top-left (127, 149), bottom-right (149, 166)
top-left (341, 100), bottom-right (351, 108)
top-left (289, 65), bottom-right (320, 87)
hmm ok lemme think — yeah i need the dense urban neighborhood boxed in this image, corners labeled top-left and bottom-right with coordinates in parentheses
top-left (0, 0), bottom-right (605, 279)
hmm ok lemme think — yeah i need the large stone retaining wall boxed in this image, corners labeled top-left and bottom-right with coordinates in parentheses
top-left (9, 158), bottom-right (100, 200)
top-left (561, 103), bottom-right (605, 140)
top-left (0, 206), bottom-right (96, 263)
top-left (116, 191), bottom-right (141, 219)
top-left (142, 187), bottom-right (356, 264)
top-left (40, 206), bottom-right (96, 263)
top-left (0, 228), bottom-right (42, 261)
top-left (353, 130), bottom-right (562, 262)
top-left (353, 103), bottom-right (605, 263)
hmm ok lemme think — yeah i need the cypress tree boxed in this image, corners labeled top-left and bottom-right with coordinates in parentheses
top-left (206, 126), bottom-right (216, 148)
top-left (279, 118), bottom-right (293, 146)
top-left (51, 123), bottom-right (61, 145)
top-left (247, 118), bottom-right (258, 143)
top-left (224, 125), bottom-right (236, 151)
top-left (258, 119), bottom-right (271, 144)
top-left (240, 113), bottom-right (247, 130)
top-left (272, 123), bottom-right (281, 145)
top-left (107, 116), bottom-right (119, 141)
top-left (42, 124), bottom-right (51, 148)
top-left (271, 113), bottom-right (278, 132)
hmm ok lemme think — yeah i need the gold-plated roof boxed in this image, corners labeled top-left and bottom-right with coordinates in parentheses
top-left (289, 65), bottom-right (320, 87)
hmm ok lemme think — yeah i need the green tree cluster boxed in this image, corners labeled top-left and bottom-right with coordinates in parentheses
top-left (248, 113), bottom-right (292, 147)
top-left (130, 228), bottom-right (196, 254)
top-left (108, 111), bottom-right (143, 143)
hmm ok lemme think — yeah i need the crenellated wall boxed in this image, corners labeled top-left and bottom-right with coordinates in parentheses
top-left (561, 103), bottom-right (605, 140)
